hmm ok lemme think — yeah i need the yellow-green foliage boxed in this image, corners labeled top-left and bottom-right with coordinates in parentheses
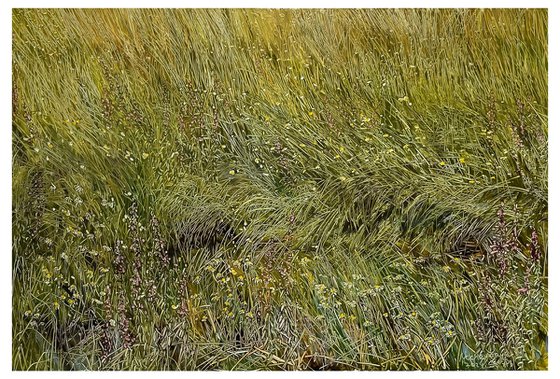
top-left (13, 9), bottom-right (547, 370)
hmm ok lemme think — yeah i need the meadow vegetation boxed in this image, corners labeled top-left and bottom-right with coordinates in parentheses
top-left (12, 9), bottom-right (547, 370)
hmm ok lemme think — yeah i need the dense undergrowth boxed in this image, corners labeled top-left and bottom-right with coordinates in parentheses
top-left (12, 9), bottom-right (547, 370)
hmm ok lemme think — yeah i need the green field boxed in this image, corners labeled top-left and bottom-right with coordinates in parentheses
top-left (12, 9), bottom-right (547, 370)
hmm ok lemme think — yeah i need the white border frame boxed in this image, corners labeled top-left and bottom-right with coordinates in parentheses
top-left (2, 2), bottom-right (556, 378)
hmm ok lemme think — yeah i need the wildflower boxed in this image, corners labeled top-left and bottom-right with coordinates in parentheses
top-left (439, 161), bottom-right (446, 166)
top-left (300, 257), bottom-right (311, 266)
top-left (53, 301), bottom-right (60, 310)
top-left (229, 170), bottom-right (235, 175)
top-left (399, 333), bottom-right (411, 341)
top-left (530, 229), bottom-right (541, 262)
top-left (41, 266), bottom-right (52, 280)
top-left (315, 284), bottom-right (326, 293)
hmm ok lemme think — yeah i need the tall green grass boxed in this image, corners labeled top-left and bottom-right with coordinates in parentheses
top-left (12, 9), bottom-right (547, 370)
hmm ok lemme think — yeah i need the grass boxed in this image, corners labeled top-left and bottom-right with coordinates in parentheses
top-left (12, 8), bottom-right (547, 370)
